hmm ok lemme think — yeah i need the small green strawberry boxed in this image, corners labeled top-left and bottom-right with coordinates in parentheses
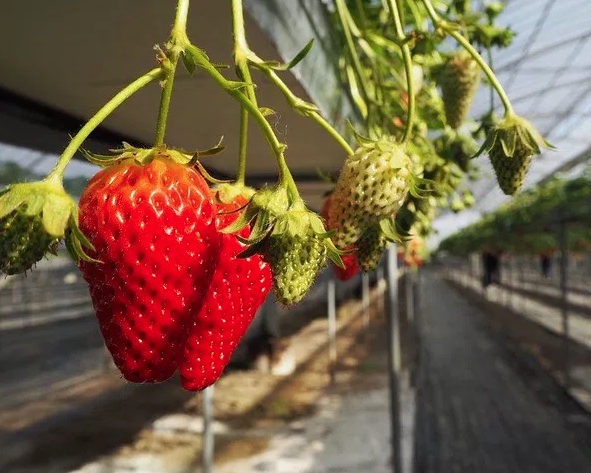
top-left (356, 225), bottom-right (389, 273)
top-left (476, 114), bottom-right (553, 195)
top-left (328, 136), bottom-right (418, 248)
top-left (225, 186), bottom-right (343, 305)
top-left (356, 217), bottom-right (400, 273)
top-left (440, 51), bottom-right (481, 129)
top-left (0, 180), bottom-right (92, 275)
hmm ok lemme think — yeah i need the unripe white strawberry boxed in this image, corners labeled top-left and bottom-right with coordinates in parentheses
top-left (328, 138), bottom-right (414, 248)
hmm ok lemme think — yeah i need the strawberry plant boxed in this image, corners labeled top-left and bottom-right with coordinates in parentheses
top-left (1, 0), bottom-right (554, 389)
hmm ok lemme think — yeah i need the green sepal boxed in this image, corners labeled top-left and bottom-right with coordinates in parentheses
top-left (475, 114), bottom-right (554, 160)
top-left (249, 39), bottom-right (314, 71)
top-left (221, 202), bottom-right (259, 235)
top-left (259, 107), bottom-right (276, 117)
top-left (0, 180), bottom-right (96, 268)
top-left (182, 44), bottom-right (210, 76)
top-left (193, 161), bottom-right (230, 185)
top-left (237, 239), bottom-right (267, 259)
top-left (214, 183), bottom-right (255, 205)
top-left (81, 143), bottom-right (156, 167)
top-left (42, 193), bottom-right (73, 237)
top-left (379, 217), bottom-right (402, 243)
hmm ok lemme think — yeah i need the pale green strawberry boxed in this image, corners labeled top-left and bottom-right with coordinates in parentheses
top-left (266, 218), bottom-right (327, 305)
top-left (477, 114), bottom-right (553, 195)
top-left (440, 51), bottom-right (481, 129)
top-left (328, 137), bottom-right (415, 248)
top-left (225, 187), bottom-right (344, 306)
top-left (0, 182), bottom-right (93, 275)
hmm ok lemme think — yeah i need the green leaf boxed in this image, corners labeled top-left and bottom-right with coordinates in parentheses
top-left (285, 39), bottom-right (314, 70)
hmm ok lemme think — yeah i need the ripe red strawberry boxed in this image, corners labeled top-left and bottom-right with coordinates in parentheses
top-left (321, 196), bottom-right (359, 281)
top-left (78, 157), bottom-right (221, 383)
top-left (180, 185), bottom-right (272, 391)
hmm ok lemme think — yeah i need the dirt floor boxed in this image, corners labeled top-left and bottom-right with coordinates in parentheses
top-left (2, 282), bottom-right (394, 473)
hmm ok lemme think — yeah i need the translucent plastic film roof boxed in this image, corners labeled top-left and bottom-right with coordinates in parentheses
top-left (1, 0), bottom-right (590, 235)
top-left (433, 0), bottom-right (591, 243)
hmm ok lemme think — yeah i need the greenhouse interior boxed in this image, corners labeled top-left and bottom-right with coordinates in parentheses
top-left (2, 0), bottom-right (591, 472)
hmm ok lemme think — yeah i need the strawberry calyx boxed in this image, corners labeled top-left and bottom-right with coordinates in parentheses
top-left (474, 113), bottom-right (554, 160)
top-left (0, 180), bottom-right (95, 273)
top-left (82, 141), bottom-right (228, 184)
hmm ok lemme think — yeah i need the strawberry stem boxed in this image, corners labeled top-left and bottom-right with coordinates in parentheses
top-left (334, 0), bottom-right (372, 120)
top-left (420, 0), bottom-right (514, 116)
top-left (387, 0), bottom-right (415, 144)
top-left (154, 0), bottom-right (191, 147)
top-left (47, 68), bottom-right (164, 182)
top-left (232, 0), bottom-right (258, 185)
top-left (185, 1), bottom-right (297, 202)
top-left (250, 62), bottom-right (355, 157)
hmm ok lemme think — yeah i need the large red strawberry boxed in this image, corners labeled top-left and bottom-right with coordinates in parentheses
top-left (78, 157), bottom-right (221, 383)
top-left (180, 184), bottom-right (272, 390)
top-left (321, 196), bottom-right (359, 281)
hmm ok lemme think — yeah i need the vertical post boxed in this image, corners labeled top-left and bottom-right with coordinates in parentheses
top-left (559, 222), bottom-right (570, 389)
top-left (508, 256), bottom-right (513, 310)
top-left (385, 246), bottom-right (402, 473)
top-left (202, 385), bottom-right (215, 473)
top-left (328, 277), bottom-right (337, 385)
top-left (406, 269), bottom-right (415, 323)
top-left (362, 272), bottom-right (370, 330)
top-left (377, 265), bottom-right (385, 315)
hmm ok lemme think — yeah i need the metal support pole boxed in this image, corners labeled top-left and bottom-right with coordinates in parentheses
top-left (508, 256), bottom-right (514, 310)
top-left (559, 222), bottom-right (570, 389)
top-left (385, 246), bottom-right (402, 473)
top-left (362, 272), bottom-right (370, 329)
top-left (202, 385), bottom-right (215, 473)
top-left (328, 277), bottom-right (337, 385)
top-left (406, 270), bottom-right (415, 323)
top-left (377, 265), bottom-right (385, 315)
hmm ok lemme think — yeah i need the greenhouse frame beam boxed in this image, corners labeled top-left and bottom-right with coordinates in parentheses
top-left (502, 0), bottom-right (557, 92)
top-left (495, 29), bottom-right (591, 73)
top-left (525, 35), bottom-right (591, 118)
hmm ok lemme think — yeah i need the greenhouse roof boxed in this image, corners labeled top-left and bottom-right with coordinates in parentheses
top-left (433, 0), bottom-right (591, 243)
top-left (0, 0), bottom-right (590, 237)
